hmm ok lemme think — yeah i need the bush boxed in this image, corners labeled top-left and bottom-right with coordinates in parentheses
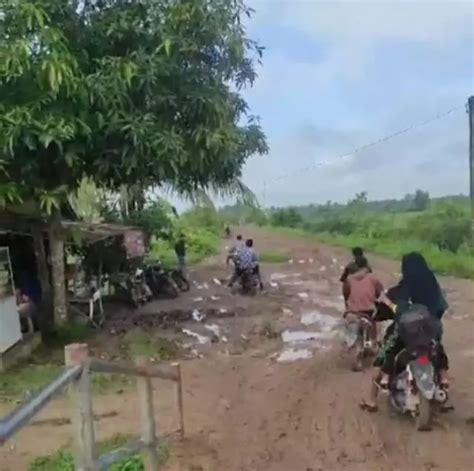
top-left (271, 208), bottom-right (303, 228)
top-left (260, 251), bottom-right (289, 263)
top-left (409, 205), bottom-right (470, 252)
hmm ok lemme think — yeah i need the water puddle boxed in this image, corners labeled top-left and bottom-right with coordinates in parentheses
top-left (282, 280), bottom-right (305, 286)
top-left (182, 329), bottom-right (210, 344)
top-left (282, 330), bottom-right (331, 343)
top-left (300, 310), bottom-right (340, 331)
top-left (204, 324), bottom-right (220, 337)
top-left (277, 348), bottom-right (313, 363)
top-left (270, 272), bottom-right (302, 281)
top-left (317, 298), bottom-right (345, 311)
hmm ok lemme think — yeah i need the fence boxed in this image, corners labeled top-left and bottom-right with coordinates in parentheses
top-left (0, 343), bottom-right (185, 470)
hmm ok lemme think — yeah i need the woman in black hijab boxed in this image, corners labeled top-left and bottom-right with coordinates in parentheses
top-left (385, 252), bottom-right (448, 320)
top-left (360, 252), bottom-right (449, 412)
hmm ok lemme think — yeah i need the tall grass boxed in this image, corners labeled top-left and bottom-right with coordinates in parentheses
top-left (264, 202), bottom-right (474, 279)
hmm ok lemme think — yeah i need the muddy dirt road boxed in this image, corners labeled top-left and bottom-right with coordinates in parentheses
top-left (1, 227), bottom-right (473, 470)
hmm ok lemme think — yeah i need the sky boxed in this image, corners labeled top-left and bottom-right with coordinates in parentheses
top-left (237, 0), bottom-right (474, 207)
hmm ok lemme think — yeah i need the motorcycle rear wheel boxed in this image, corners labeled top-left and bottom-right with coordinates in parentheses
top-left (416, 395), bottom-right (432, 431)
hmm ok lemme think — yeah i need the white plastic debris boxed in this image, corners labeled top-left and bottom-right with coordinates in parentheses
top-left (202, 282), bottom-right (209, 289)
top-left (308, 258), bottom-right (314, 264)
top-left (193, 297), bottom-right (204, 302)
top-left (289, 259), bottom-right (294, 264)
top-left (282, 307), bottom-right (294, 316)
top-left (298, 259), bottom-right (306, 264)
top-left (319, 266), bottom-right (327, 272)
top-left (182, 329), bottom-right (210, 344)
top-left (277, 348), bottom-right (313, 363)
top-left (270, 281), bottom-right (278, 288)
top-left (192, 309), bottom-right (205, 322)
top-left (332, 258), bottom-right (338, 265)
top-left (205, 324), bottom-right (220, 337)
top-left (297, 292), bottom-right (309, 300)
top-left (213, 278), bottom-right (222, 286)
top-left (219, 308), bottom-right (228, 314)
top-left (210, 295), bottom-right (221, 301)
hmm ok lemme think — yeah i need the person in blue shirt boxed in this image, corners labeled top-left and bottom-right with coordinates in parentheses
top-left (228, 239), bottom-right (263, 289)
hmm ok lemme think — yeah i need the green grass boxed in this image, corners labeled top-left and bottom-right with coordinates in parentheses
top-left (259, 250), bottom-right (290, 263)
top-left (29, 434), bottom-right (169, 470)
top-left (0, 364), bottom-right (61, 399)
top-left (0, 364), bottom-right (132, 400)
top-left (316, 232), bottom-right (474, 279)
top-left (0, 320), bottom-right (130, 401)
top-left (124, 329), bottom-right (179, 360)
top-left (150, 227), bottom-right (219, 268)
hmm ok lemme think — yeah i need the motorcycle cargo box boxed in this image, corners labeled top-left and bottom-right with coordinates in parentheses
top-left (397, 304), bottom-right (439, 350)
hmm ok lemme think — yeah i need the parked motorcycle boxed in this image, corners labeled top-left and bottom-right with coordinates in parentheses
top-left (387, 305), bottom-right (448, 431)
top-left (108, 268), bottom-right (152, 308)
top-left (144, 260), bottom-right (190, 299)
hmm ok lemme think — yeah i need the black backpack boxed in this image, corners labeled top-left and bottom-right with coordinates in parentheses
top-left (397, 304), bottom-right (440, 351)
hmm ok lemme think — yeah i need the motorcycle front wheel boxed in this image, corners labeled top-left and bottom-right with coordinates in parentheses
top-left (416, 395), bottom-right (432, 431)
top-left (172, 270), bottom-right (190, 292)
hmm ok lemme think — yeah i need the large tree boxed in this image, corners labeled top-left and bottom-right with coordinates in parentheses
top-left (0, 0), bottom-right (267, 326)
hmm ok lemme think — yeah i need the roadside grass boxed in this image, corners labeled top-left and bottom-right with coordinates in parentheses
top-left (124, 329), bottom-right (179, 360)
top-left (29, 434), bottom-right (170, 471)
top-left (259, 224), bottom-right (474, 279)
top-left (260, 250), bottom-right (289, 263)
top-left (0, 321), bottom-right (130, 401)
top-left (316, 232), bottom-right (474, 279)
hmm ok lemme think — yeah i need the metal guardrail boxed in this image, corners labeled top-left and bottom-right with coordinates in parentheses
top-left (0, 365), bottom-right (82, 445)
top-left (0, 343), bottom-right (185, 470)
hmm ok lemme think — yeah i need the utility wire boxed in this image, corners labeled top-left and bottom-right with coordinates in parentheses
top-left (269, 105), bottom-right (464, 185)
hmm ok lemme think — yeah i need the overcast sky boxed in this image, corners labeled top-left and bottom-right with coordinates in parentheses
top-left (238, 0), bottom-right (474, 207)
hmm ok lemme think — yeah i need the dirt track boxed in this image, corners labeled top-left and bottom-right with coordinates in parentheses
top-left (1, 227), bottom-right (474, 470)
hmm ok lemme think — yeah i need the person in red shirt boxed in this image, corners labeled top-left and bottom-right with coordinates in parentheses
top-left (344, 256), bottom-right (384, 371)
top-left (344, 256), bottom-right (383, 314)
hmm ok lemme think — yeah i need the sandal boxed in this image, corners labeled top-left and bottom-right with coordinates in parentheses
top-left (359, 400), bottom-right (378, 413)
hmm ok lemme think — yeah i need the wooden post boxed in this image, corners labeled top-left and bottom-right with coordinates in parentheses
top-left (468, 96), bottom-right (474, 244)
top-left (65, 344), bottom-right (97, 471)
top-left (136, 357), bottom-right (160, 470)
top-left (172, 363), bottom-right (185, 440)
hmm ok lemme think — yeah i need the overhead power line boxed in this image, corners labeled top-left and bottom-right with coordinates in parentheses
top-left (269, 104), bottom-right (464, 185)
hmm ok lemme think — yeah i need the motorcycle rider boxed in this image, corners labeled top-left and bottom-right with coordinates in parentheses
top-left (340, 247), bottom-right (372, 283)
top-left (229, 238), bottom-right (263, 289)
top-left (343, 256), bottom-right (384, 371)
top-left (227, 235), bottom-right (244, 286)
top-left (360, 252), bottom-right (449, 412)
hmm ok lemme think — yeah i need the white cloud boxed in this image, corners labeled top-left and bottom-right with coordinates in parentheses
top-left (253, 0), bottom-right (473, 45)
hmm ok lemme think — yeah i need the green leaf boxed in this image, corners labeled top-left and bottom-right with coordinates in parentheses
top-left (163, 38), bottom-right (172, 56)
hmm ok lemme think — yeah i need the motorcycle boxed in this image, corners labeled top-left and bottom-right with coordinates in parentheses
top-left (144, 260), bottom-right (190, 299)
top-left (387, 305), bottom-right (448, 431)
top-left (232, 268), bottom-right (259, 295)
top-left (344, 311), bottom-right (377, 371)
top-left (108, 268), bottom-right (152, 308)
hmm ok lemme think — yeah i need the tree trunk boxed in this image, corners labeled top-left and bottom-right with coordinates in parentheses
top-left (49, 214), bottom-right (68, 325)
top-left (31, 225), bottom-right (54, 336)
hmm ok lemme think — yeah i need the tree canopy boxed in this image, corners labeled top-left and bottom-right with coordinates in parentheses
top-left (0, 0), bottom-right (267, 211)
